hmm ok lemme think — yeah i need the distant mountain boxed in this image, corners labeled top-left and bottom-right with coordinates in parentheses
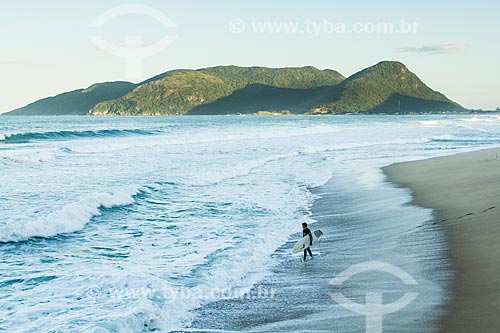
top-left (90, 66), bottom-right (345, 115)
top-left (5, 82), bottom-right (137, 116)
top-left (309, 61), bottom-right (461, 114)
top-left (192, 62), bottom-right (462, 115)
top-left (4, 62), bottom-right (464, 116)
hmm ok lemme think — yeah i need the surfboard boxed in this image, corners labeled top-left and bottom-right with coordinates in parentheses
top-left (292, 230), bottom-right (323, 253)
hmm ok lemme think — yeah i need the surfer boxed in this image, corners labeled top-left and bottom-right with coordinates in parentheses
top-left (302, 222), bottom-right (313, 261)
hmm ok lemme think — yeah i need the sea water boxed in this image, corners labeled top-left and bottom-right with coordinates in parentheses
top-left (1, 114), bottom-right (500, 332)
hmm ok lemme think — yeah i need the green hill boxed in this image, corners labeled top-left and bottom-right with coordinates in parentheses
top-left (198, 65), bottom-right (345, 89)
top-left (4, 62), bottom-right (464, 116)
top-left (310, 61), bottom-right (462, 114)
top-left (192, 62), bottom-right (462, 115)
top-left (5, 82), bottom-right (137, 116)
top-left (189, 84), bottom-right (336, 115)
top-left (90, 66), bottom-right (345, 115)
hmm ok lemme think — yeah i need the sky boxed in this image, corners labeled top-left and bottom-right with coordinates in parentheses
top-left (1, 0), bottom-right (499, 113)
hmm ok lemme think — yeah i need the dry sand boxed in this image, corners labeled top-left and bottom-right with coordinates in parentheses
top-left (384, 147), bottom-right (500, 332)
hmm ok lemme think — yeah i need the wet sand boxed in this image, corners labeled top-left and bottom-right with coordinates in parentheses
top-left (384, 147), bottom-right (500, 332)
top-left (187, 165), bottom-right (451, 332)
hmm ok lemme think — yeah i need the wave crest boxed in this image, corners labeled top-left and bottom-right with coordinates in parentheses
top-left (0, 129), bottom-right (158, 144)
top-left (0, 185), bottom-right (141, 243)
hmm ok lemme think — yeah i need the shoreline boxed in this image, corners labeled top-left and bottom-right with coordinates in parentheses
top-left (383, 147), bottom-right (500, 332)
top-left (188, 161), bottom-right (450, 332)
top-left (2, 111), bottom-right (493, 117)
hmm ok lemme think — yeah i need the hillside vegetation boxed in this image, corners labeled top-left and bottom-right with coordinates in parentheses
top-left (5, 62), bottom-right (463, 116)
top-left (6, 82), bottom-right (137, 116)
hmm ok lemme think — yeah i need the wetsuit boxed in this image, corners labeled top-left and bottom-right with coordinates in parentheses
top-left (303, 227), bottom-right (313, 261)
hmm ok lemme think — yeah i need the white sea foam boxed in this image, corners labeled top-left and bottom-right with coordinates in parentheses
top-left (1, 151), bottom-right (57, 163)
top-left (418, 120), bottom-right (439, 125)
top-left (178, 138), bottom-right (432, 187)
top-left (460, 116), bottom-right (493, 122)
top-left (68, 125), bottom-right (338, 154)
top-left (430, 134), bottom-right (457, 141)
top-left (83, 184), bottom-right (316, 332)
top-left (460, 116), bottom-right (480, 122)
top-left (3, 115), bottom-right (500, 332)
top-left (0, 185), bottom-right (140, 242)
top-left (179, 152), bottom-right (298, 186)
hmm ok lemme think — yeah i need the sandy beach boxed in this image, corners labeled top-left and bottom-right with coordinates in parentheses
top-left (384, 147), bottom-right (500, 332)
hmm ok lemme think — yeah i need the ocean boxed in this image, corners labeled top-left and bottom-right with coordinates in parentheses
top-left (1, 114), bottom-right (500, 332)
